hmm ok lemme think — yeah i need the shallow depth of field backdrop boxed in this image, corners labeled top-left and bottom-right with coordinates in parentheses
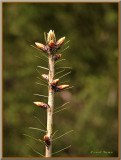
top-left (3, 3), bottom-right (118, 157)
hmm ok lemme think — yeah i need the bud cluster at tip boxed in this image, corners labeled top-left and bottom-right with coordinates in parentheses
top-left (35, 29), bottom-right (65, 55)
top-left (47, 30), bottom-right (56, 44)
top-left (33, 30), bottom-right (69, 115)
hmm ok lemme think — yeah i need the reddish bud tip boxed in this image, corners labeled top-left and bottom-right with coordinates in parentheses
top-left (44, 135), bottom-right (51, 146)
top-left (42, 74), bottom-right (49, 80)
top-left (35, 42), bottom-right (47, 52)
top-left (35, 42), bottom-right (45, 49)
top-left (56, 37), bottom-right (65, 46)
top-left (48, 40), bottom-right (55, 47)
top-left (58, 84), bottom-right (69, 90)
top-left (33, 102), bottom-right (48, 109)
top-left (52, 79), bottom-right (59, 85)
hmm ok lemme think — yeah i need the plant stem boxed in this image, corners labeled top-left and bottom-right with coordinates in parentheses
top-left (45, 54), bottom-right (54, 157)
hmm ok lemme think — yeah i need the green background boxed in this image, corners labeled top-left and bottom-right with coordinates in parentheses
top-left (3, 3), bottom-right (118, 157)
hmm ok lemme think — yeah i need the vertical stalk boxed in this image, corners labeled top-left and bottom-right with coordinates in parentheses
top-left (46, 54), bottom-right (54, 157)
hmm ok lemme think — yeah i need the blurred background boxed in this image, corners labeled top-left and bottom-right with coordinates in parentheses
top-left (3, 3), bottom-right (118, 157)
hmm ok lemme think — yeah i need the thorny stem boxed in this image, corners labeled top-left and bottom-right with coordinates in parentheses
top-left (46, 54), bottom-right (54, 157)
top-left (33, 30), bottom-right (71, 157)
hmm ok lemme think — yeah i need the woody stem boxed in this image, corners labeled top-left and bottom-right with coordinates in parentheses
top-left (45, 54), bottom-right (54, 157)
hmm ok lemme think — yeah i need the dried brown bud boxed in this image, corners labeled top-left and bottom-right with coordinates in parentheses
top-left (55, 84), bottom-right (69, 92)
top-left (35, 42), bottom-right (47, 52)
top-left (44, 135), bottom-right (51, 146)
top-left (53, 54), bottom-right (62, 61)
top-left (48, 40), bottom-right (55, 47)
top-left (33, 102), bottom-right (48, 109)
top-left (56, 37), bottom-right (65, 46)
top-left (42, 74), bottom-right (49, 80)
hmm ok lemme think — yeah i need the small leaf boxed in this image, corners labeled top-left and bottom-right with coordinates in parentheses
top-left (52, 130), bottom-right (58, 138)
top-left (55, 59), bottom-right (66, 65)
top-left (33, 94), bottom-right (48, 98)
top-left (34, 116), bottom-right (46, 129)
top-left (53, 130), bottom-right (73, 141)
top-left (23, 134), bottom-right (44, 146)
top-left (54, 101), bottom-right (70, 111)
top-left (34, 54), bottom-right (47, 63)
top-left (60, 46), bottom-right (69, 53)
top-left (26, 144), bottom-right (44, 157)
top-left (52, 145), bottom-right (71, 155)
top-left (55, 69), bottom-right (65, 77)
top-left (53, 107), bottom-right (67, 114)
top-left (37, 66), bottom-right (49, 70)
top-left (28, 127), bottom-right (46, 132)
top-left (58, 71), bottom-right (71, 79)
top-left (44, 32), bottom-right (47, 43)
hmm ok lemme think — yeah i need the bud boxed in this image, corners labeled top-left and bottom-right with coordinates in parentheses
top-left (56, 37), bottom-right (65, 46)
top-left (47, 30), bottom-right (56, 44)
top-left (48, 40), bottom-right (55, 47)
top-left (55, 84), bottom-right (69, 92)
top-left (44, 135), bottom-right (51, 146)
top-left (53, 54), bottom-right (62, 61)
top-left (51, 79), bottom-right (59, 86)
top-left (33, 102), bottom-right (48, 109)
top-left (42, 74), bottom-right (49, 80)
top-left (35, 42), bottom-right (47, 52)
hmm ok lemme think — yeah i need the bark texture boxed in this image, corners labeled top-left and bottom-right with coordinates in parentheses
top-left (46, 54), bottom-right (54, 157)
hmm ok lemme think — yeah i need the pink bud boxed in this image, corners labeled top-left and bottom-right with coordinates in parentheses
top-left (55, 84), bottom-right (69, 92)
top-left (33, 102), bottom-right (48, 109)
top-left (52, 79), bottom-right (59, 85)
top-left (56, 37), bottom-right (65, 46)
top-left (42, 74), bottom-right (49, 80)
top-left (58, 84), bottom-right (69, 90)
top-left (35, 42), bottom-right (47, 52)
